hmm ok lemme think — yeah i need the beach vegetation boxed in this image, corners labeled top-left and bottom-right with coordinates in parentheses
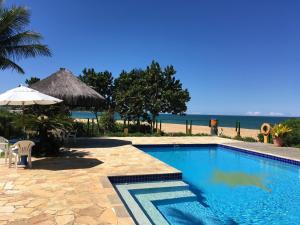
top-left (25, 76), bottom-right (40, 86)
top-left (281, 119), bottom-right (300, 147)
top-left (233, 136), bottom-right (257, 142)
top-left (0, 2), bottom-right (51, 74)
top-left (219, 134), bottom-right (257, 142)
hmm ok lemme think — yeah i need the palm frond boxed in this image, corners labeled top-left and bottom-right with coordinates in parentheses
top-left (0, 5), bottom-right (51, 74)
top-left (0, 56), bottom-right (24, 73)
top-left (0, 30), bottom-right (42, 46)
top-left (2, 44), bottom-right (51, 60)
top-left (0, 6), bottom-right (30, 37)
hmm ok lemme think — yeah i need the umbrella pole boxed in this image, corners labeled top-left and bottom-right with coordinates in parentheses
top-left (22, 102), bottom-right (25, 138)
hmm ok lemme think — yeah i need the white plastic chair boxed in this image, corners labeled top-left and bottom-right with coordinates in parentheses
top-left (57, 129), bottom-right (76, 144)
top-left (10, 140), bottom-right (35, 168)
top-left (66, 130), bottom-right (77, 143)
top-left (0, 136), bottom-right (9, 164)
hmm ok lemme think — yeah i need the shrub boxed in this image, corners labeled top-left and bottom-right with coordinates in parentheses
top-left (219, 134), bottom-right (232, 139)
top-left (72, 122), bottom-right (87, 137)
top-left (240, 136), bottom-right (257, 142)
top-left (233, 135), bottom-right (257, 142)
top-left (193, 133), bottom-right (211, 137)
top-left (282, 119), bottom-right (300, 147)
top-left (24, 114), bottom-right (73, 156)
top-left (98, 111), bottom-right (116, 132)
top-left (128, 124), bottom-right (151, 133)
top-left (220, 134), bottom-right (257, 142)
top-left (258, 133), bottom-right (273, 144)
top-left (103, 131), bottom-right (161, 137)
top-left (258, 133), bottom-right (264, 142)
top-left (271, 124), bottom-right (292, 138)
top-left (0, 109), bottom-right (23, 138)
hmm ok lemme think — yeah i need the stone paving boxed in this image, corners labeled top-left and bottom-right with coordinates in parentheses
top-left (0, 136), bottom-right (299, 225)
top-left (227, 142), bottom-right (300, 162)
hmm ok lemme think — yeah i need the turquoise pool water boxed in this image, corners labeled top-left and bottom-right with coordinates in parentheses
top-left (140, 145), bottom-right (300, 225)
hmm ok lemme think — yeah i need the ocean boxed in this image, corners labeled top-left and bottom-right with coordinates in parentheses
top-left (71, 111), bottom-right (298, 130)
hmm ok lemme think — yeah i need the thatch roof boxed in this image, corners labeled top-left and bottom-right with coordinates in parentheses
top-left (31, 68), bottom-right (105, 107)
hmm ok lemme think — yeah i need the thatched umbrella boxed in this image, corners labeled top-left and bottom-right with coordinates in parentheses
top-left (31, 68), bottom-right (104, 107)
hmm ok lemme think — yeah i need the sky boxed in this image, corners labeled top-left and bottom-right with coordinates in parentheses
top-left (1, 0), bottom-right (300, 116)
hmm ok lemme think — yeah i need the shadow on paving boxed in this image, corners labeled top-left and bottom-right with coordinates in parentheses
top-left (68, 138), bottom-right (132, 148)
top-left (32, 153), bottom-right (103, 170)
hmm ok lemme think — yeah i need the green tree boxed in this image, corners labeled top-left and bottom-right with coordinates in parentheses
top-left (25, 76), bottom-right (40, 86)
top-left (79, 68), bottom-right (114, 110)
top-left (161, 65), bottom-right (190, 114)
top-left (114, 69), bottom-right (149, 126)
top-left (79, 68), bottom-right (115, 131)
top-left (144, 61), bottom-right (164, 126)
top-left (145, 61), bottom-right (190, 127)
top-left (0, 3), bottom-right (51, 74)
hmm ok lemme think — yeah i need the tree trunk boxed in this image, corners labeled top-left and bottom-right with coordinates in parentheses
top-left (137, 117), bottom-right (141, 132)
top-left (152, 115), bottom-right (156, 133)
top-left (93, 109), bottom-right (101, 132)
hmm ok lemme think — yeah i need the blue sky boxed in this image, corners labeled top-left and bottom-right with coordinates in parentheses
top-left (1, 0), bottom-right (300, 116)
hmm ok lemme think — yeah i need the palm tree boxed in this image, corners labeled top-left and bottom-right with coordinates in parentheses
top-left (0, 3), bottom-right (51, 74)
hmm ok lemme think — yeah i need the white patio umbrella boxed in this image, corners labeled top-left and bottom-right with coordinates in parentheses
top-left (0, 85), bottom-right (63, 106)
top-left (0, 85), bottom-right (63, 135)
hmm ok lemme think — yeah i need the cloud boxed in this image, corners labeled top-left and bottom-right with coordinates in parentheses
top-left (246, 111), bottom-right (261, 116)
top-left (246, 111), bottom-right (285, 116)
top-left (268, 112), bottom-right (284, 116)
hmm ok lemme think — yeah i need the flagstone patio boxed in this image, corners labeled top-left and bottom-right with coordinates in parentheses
top-left (0, 136), bottom-right (299, 225)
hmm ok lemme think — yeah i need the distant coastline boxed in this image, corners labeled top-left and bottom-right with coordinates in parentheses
top-left (71, 111), bottom-right (298, 130)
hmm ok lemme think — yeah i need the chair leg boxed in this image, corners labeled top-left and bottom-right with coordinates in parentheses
top-left (4, 151), bottom-right (7, 164)
top-left (8, 152), bottom-right (12, 168)
top-left (15, 155), bottom-right (18, 169)
top-left (28, 156), bottom-right (32, 168)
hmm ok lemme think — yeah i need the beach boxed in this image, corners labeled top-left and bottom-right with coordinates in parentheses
top-left (74, 118), bottom-right (260, 139)
top-left (158, 122), bottom-right (260, 139)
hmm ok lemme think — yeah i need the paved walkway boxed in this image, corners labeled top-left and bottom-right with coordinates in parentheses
top-left (227, 142), bottom-right (300, 162)
top-left (0, 137), bottom-right (299, 225)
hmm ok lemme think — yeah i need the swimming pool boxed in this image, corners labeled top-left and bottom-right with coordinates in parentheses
top-left (136, 145), bottom-right (300, 225)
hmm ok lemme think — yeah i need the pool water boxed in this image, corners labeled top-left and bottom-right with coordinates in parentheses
top-left (141, 145), bottom-right (300, 225)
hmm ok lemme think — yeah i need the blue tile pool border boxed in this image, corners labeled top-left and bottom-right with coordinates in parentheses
top-left (134, 144), bottom-right (300, 166)
top-left (108, 173), bottom-right (182, 184)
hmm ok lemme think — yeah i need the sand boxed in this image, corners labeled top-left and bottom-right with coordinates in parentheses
top-left (74, 118), bottom-right (260, 139)
top-left (158, 123), bottom-right (259, 139)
